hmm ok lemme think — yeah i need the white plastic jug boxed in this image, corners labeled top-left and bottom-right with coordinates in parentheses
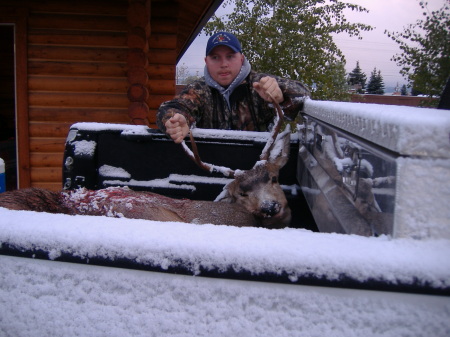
top-left (0, 158), bottom-right (5, 193)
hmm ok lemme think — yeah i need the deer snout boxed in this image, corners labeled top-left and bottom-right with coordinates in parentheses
top-left (260, 200), bottom-right (282, 217)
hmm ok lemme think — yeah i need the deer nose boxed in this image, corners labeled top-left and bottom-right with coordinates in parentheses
top-left (260, 200), bottom-right (281, 217)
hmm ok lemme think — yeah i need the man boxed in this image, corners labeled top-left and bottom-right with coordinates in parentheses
top-left (157, 32), bottom-right (310, 143)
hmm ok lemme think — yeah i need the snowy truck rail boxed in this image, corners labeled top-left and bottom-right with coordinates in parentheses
top-left (1, 99), bottom-right (450, 336)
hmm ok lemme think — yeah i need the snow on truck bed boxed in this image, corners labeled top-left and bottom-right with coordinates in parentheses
top-left (1, 207), bottom-right (449, 289)
top-left (303, 99), bottom-right (450, 158)
top-left (1, 207), bottom-right (450, 337)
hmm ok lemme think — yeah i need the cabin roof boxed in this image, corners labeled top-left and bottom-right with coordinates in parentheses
top-left (176, 0), bottom-right (223, 62)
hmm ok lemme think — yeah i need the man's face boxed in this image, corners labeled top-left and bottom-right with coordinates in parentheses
top-left (205, 45), bottom-right (245, 87)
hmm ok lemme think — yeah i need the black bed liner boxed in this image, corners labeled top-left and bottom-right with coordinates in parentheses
top-left (62, 124), bottom-right (317, 231)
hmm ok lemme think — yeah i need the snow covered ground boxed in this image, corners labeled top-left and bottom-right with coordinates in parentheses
top-left (1, 207), bottom-right (449, 336)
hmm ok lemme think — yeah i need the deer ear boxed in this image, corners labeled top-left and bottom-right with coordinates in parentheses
top-left (268, 125), bottom-right (291, 169)
top-left (214, 182), bottom-right (237, 203)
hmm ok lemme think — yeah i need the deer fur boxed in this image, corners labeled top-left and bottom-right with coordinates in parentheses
top-left (0, 187), bottom-right (258, 227)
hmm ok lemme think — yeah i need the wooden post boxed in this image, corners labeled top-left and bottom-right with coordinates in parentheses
top-left (127, 0), bottom-right (151, 125)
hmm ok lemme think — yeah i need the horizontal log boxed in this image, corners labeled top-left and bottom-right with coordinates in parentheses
top-left (147, 80), bottom-right (175, 95)
top-left (24, 0), bottom-right (127, 16)
top-left (29, 137), bottom-right (66, 153)
top-left (146, 64), bottom-right (175, 79)
top-left (28, 13), bottom-right (127, 32)
top-left (29, 122), bottom-right (74, 138)
top-left (130, 118), bottom-right (149, 126)
top-left (29, 107), bottom-right (130, 123)
top-left (127, 2), bottom-right (150, 28)
top-left (128, 101), bottom-right (149, 119)
top-left (28, 29), bottom-right (127, 47)
top-left (148, 109), bottom-right (158, 125)
top-left (148, 34), bottom-right (177, 49)
top-left (30, 167), bottom-right (62, 183)
top-left (127, 27), bottom-right (148, 50)
top-left (28, 45), bottom-right (128, 62)
top-left (151, 2), bottom-right (179, 18)
top-left (30, 152), bottom-right (64, 167)
top-left (127, 66), bottom-right (148, 85)
top-left (147, 94), bottom-right (176, 109)
top-left (29, 92), bottom-right (129, 108)
top-left (148, 49), bottom-right (177, 65)
top-left (127, 48), bottom-right (149, 68)
top-left (31, 182), bottom-right (63, 191)
top-left (151, 19), bottom-right (178, 34)
top-left (29, 76), bottom-right (128, 93)
top-left (28, 60), bottom-right (127, 77)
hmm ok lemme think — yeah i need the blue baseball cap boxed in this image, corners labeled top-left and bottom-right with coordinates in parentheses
top-left (206, 32), bottom-right (242, 56)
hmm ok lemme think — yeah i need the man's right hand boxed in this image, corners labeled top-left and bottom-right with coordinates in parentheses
top-left (165, 113), bottom-right (189, 144)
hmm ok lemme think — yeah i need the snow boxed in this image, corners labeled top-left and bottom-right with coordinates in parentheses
top-left (0, 208), bottom-right (450, 336)
top-left (101, 172), bottom-right (232, 192)
top-left (69, 121), bottom-right (299, 142)
top-left (393, 157), bottom-right (450, 239)
top-left (303, 99), bottom-right (450, 158)
top-left (99, 164), bottom-right (132, 179)
top-left (302, 100), bottom-right (450, 240)
top-left (72, 139), bottom-right (96, 157)
top-left (2, 105), bottom-right (449, 335)
top-left (70, 122), bottom-right (150, 134)
top-left (1, 207), bottom-right (449, 287)
top-left (1, 255), bottom-right (449, 337)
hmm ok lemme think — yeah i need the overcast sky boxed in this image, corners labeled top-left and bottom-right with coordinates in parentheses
top-left (178, 0), bottom-right (446, 90)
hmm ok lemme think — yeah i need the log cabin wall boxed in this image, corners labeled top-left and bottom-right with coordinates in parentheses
top-left (0, 0), bottom-right (220, 191)
top-left (25, 0), bottom-right (131, 190)
top-left (147, 0), bottom-right (177, 125)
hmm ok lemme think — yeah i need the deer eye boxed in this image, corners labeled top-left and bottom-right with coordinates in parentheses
top-left (271, 176), bottom-right (278, 183)
top-left (239, 192), bottom-right (248, 197)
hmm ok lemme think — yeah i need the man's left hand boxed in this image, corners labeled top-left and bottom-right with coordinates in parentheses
top-left (253, 76), bottom-right (283, 103)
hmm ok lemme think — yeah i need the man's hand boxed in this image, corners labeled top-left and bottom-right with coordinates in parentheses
top-left (253, 76), bottom-right (283, 103)
top-left (165, 113), bottom-right (189, 144)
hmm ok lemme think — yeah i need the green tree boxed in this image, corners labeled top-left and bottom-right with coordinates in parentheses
top-left (204, 0), bottom-right (372, 101)
top-left (401, 84), bottom-right (408, 95)
top-left (347, 61), bottom-right (367, 93)
top-left (385, 0), bottom-right (450, 99)
top-left (184, 74), bottom-right (202, 84)
top-left (366, 67), bottom-right (385, 95)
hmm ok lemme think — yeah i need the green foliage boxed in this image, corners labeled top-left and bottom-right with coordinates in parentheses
top-left (366, 67), bottom-right (385, 95)
top-left (401, 84), bottom-right (408, 95)
top-left (347, 61), bottom-right (367, 93)
top-left (204, 0), bottom-right (372, 101)
top-left (385, 0), bottom-right (450, 98)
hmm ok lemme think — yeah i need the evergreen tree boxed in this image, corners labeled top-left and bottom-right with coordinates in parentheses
top-left (411, 86), bottom-right (424, 96)
top-left (367, 68), bottom-right (385, 94)
top-left (386, 0), bottom-right (450, 99)
top-left (401, 84), bottom-right (408, 95)
top-left (204, 0), bottom-right (372, 101)
top-left (377, 70), bottom-right (385, 95)
top-left (347, 61), bottom-right (367, 93)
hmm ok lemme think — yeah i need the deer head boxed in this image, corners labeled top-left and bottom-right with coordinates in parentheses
top-left (182, 100), bottom-right (292, 229)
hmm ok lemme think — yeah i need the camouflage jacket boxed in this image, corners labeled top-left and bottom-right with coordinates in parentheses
top-left (157, 71), bottom-right (310, 133)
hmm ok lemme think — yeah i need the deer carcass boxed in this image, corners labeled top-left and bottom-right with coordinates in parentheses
top-left (0, 102), bottom-right (292, 229)
top-left (0, 186), bottom-right (258, 226)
